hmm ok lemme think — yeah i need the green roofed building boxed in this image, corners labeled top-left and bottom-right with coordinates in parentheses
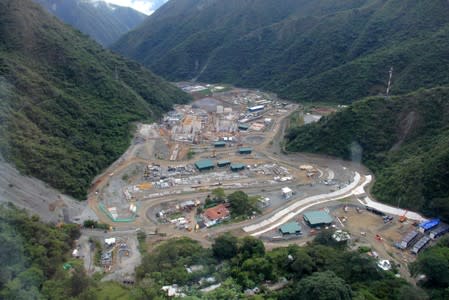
top-left (214, 141), bottom-right (226, 147)
top-left (303, 210), bottom-right (333, 227)
top-left (279, 222), bottom-right (302, 235)
top-left (239, 147), bottom-right (253, 154)
top-left (230, 163), bottom-right (245, 172)
top-left (195, 159), bottom-right (215, 171)
top-left (217, 160), bottom-right (231, 167)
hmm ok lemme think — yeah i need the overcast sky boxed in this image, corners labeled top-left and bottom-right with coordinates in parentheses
top-left (101, 0), bottom-right (168, 15)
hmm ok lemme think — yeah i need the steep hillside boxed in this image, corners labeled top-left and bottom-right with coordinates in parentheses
top-left (113, 0), bottom-right (449, 103)
top-left (285, 87), bottom-right (449, 221)
top-left (34, 0), bottom-right (147, 46)
top-left (0, 0), bottom-right (191, 199)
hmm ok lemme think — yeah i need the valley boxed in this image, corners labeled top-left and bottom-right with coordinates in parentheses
top-left (75, 83), bottom-right (433, 284)
top-left (2, 1), bottom-right (449, 298)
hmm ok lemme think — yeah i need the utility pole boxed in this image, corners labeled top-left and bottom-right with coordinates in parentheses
top-left (386, 67), bottom-right (393, 97)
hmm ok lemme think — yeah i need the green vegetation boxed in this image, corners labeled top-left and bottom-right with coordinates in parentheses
top-left (113, 0), bottom-right (449, 103)
top-left (83, 220), bottom-right (110, 230)
top-left (286, 87), bottom-right (449, 221)
top-left (203, 189), bottom-right (260, 218)
top-left (34, 0), bottom-right (147, 46)
top-left (0, 203), bottom-right (140, 300)
top-left (0, 0), bottom-right (191, 199)
top-left (289, 110), bottom-right (304, 128)
top-left (228, 191), bottom-right (261, 218)
top-left (411, 237), bottom-right (449, 299)
top-left (130, 234), bottom-right (419, 299)
top-left (2, 205), bottom-right (436, 299)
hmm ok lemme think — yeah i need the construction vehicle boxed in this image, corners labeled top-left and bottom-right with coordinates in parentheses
top-left (399, 210), bottom-right (408, 223)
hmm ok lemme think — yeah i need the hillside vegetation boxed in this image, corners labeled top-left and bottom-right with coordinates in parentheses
top-left (285, 87), bottom-right (449, 221)
top-left (34, 0), bottom-right (147, 46)
top-left (113, 0), bottom-right (449, 103)
top-left (0, 0), bottom-right (191, 199)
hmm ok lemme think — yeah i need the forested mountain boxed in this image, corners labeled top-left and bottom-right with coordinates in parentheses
top-left (113, 0), bottom-right (449, 103)
top-left (34, 0), bottom-right (147, 46)
top-left (286, 87), bottom-right (449, 222)
top-left (0, 0), bottom-right (191, 199)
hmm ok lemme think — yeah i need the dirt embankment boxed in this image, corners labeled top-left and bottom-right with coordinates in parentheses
top-left (0, 159), bottom-right (96, 223)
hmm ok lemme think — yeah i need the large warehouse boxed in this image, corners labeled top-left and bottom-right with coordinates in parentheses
top-left (303, 210), bottom-right (333, 227)
top-left (195, 159), bottom-right (215, 171)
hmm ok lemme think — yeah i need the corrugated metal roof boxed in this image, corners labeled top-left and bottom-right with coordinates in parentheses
top-left (239, 147), bottom-right (253, 152)
top-left (412, 236), bottom-right (431, 254)
top-left (419, 218), bottom-right (440, 230)
top-left (195, 159), bottom-right (215, 169)
top-left (401, 231), bottom-right (418, 244)
top-left (230, 163), bottom-right (245, 170)
top-left (303, 210), bottom-right (333, 225)
top-left (280, 222), bottom-right (302, 234)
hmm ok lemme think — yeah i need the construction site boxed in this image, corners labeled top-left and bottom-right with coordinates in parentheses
top-left (82, 82), bottom-right (447, 282)
top-left (94, 83), bottom-right (313, 223)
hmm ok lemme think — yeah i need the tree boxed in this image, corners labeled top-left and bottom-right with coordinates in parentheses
top-left (292, 271), bottom-right (352, 300)
top-left (228, 191), bottom-right (258, 217)
top-left (398, 285), bottom-right (429, 300)
top-left (212, 188), bottom-right (226, 202)
top-left (413, 246), bottom-right (449, 288)
top-left (240, 236), bottom-right (265, 261)
top-left (213, 233), bottom-right (238, 260)
top-left (290, 250), bottom-right (315, 278)
top-left (70, 266), bottom-right (90, 297)
top-left (206, 278), bottom-right (243, 300)
top-left (314, 229), bottom-right (347, 249)
top-left (241, 257), bottom-right (274, 283)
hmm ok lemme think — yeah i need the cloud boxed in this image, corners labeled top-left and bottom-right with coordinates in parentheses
top-left (101, 0), bottom-right (167, 15)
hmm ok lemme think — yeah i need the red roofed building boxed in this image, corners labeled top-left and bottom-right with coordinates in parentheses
top-left (203, 204), bottom-right (230, 227)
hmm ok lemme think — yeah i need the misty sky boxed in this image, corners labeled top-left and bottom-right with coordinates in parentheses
top-left (102, 0), bottom-right (168, 15)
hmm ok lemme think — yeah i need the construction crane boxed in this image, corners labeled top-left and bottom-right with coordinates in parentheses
top-left (386, 67), bottom-right (393, 97)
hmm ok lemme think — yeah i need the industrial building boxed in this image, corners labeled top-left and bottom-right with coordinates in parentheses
top-left (399, 230), bottom-right (419, 249)
top-left (239, 147), bottom-right (253, 154)
top-left (195, 159), bottom-right (215, 171)
top-left (248, 105), bottom-right (265, 113)
top-left (217, 160), bottom-right (231, 167)
top-left (279, 222), bottom-right (302, 235)
top-left (303, 210), bottom-right (333, 227)
top-left (230, 163), bottom-right (245, 172)
top-left (411, 236), bottom-right (431, 254)
top-left (418, 218), bottom-right (440, 233)
top-left (429, 224), bottom-right (449, 239)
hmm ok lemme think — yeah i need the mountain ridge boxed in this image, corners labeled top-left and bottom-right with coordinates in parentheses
top-left (34, 0), bottom-right (147, 46)
top-left (0, 0), bottom-right (191, 199)
top-left (285, 86), bottom-right (449, 221)
top-left (113, 0), bottom-right (449, 103)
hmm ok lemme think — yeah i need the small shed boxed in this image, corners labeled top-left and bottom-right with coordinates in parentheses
top-left (303, 210), bottom-right (333, 227)
top-left (281, 187), bottom-right (293, 199)
top-left (217, 160), bottom-right (231, 167)
top-left (239, 147), bottom-right (253, 154)
top-left (195, 159), bottom-right (215, 171)
top-left (230, 163), bottom-right (245, 172)
top-left (279, 222), bottom-right (302, 235)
